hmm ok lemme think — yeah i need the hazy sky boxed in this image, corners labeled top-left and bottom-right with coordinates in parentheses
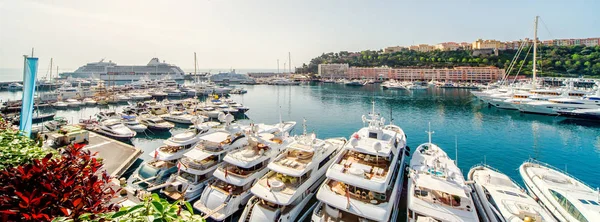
top-left (1, 0), bottom-right (599, 71)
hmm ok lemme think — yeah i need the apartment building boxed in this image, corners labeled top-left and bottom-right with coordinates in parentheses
top-left (317, 63), bottom-right (349, 78)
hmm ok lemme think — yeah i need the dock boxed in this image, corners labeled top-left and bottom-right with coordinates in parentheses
top-left (85, 132), bottom-right (142, 178)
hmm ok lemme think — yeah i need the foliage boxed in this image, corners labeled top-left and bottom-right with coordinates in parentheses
top-left (297, 45), bottom-right (600, 77)
top-left (52, 193), bottom-right (204, 222)
top-left (0, 127), bottom-right (56, 170)
top-left (0, 144), bottom-right (117, 221)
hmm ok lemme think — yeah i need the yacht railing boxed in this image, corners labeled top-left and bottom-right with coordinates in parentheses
top-left (524, 158), bottom-right (594, 189)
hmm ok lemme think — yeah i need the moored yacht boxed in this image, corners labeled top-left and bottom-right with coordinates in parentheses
top-left (194, 129), bottom-right (292, 221)
top-left (520, 159), bottom-right (600, 221)
top-left (406, 126), bottom-right (478, 222)
top-left (94, 119), bottom-right (137, 140)
top-left (121, 115), bottom-right (148, 132)
top-left (158, 120), bottom-right (250, 201)
top-left (139, 115), bottom-right (175, 131)
top-left (239, 131), bottom-right (347, 222)
top-left (160, 111), bottom-right (200, 125)
top-left (468, 164), bottom-right (557, 222)
top-left (312, 103), bottom-right (409, 222)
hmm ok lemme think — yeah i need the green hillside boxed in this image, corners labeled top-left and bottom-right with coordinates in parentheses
top-left (297, 45), bottom-right (600, 78)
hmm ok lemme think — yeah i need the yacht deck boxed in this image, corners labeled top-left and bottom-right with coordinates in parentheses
top-left (326, 179), bottom-right (391, 205)
top-left (337, 150), bottom-right (390, 180)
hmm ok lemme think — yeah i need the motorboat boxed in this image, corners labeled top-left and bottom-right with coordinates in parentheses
top-left (94, 119), bottom-right (137, 140)
top-left (7, 83), bottom-right (23, 90)
top-left (66, 99), bottom-right (83, 107)
top-left (557, 108), bottom-right (600, 120)
top-left (194, 106), bottom-right (222, 119)
top-left (53, 101), bottom-right (69, 109)
top-left (238, 132), bottom-right (346, 222)
top-left (116, 94), bottom-right (131, 102)
top-left (121, 115), bottom-right (148, 132)
top-left (83, 97), bottom-right (97, 106)
top-left (43, 116), bottom-right (68, 131)
top-left (130, 93), bottom-right (151, 101)
top-left (345, 79), bottom-right (365, 86)
top-left (150, 91), bottom-right (168, 98)
top-left (407, 83), bottom-right (428, 90)
top-left (406, 126), bottom-right (478, 222)
top-left (160, 111), bottom-right (197, 125)
top-left (468, 164), bottom-right (557, 222)
top-left (139, 115), bottom-right (175, 131)
top-left (166, 88), bottom-right (184, 97)
top-left (520, 159), bottom-right (600, 221)
top-left (194, 126), bottom-right (294, 221)
top-left (131, 159), bottom-right (178, 188)
top-left (96, 111), bottom-right (120, 121)
top-left (312, 104), bottom-right (409, 222)
top-left (518, 89), bottom-right (600, 115)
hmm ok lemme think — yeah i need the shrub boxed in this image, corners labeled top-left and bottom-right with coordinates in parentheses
top-left (0, 144), bottom-right (117, 221)
top-left (0, 129), bottom-right (56, 170)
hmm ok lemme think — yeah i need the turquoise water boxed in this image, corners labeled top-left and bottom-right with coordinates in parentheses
top-left (3, 83), bottom-right (600, 190)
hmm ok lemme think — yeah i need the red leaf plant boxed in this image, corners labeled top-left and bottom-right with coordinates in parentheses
top-left (0, 144), bottom-right (118, 221)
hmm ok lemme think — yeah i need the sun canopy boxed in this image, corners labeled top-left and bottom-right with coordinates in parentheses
top-left (414, 174), bottom-right (468, 198)
top-left (183, 148), bottom-right (212, 160)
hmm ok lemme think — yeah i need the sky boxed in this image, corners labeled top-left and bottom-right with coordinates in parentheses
top-left (0, 0), bottom-right (599, 72)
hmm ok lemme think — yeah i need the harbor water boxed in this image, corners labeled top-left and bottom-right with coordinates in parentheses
top-left (3, 83), bottom-right (600, 199)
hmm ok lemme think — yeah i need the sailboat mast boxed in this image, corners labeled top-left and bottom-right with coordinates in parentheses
top-left (194, 52), bottom-right (197, 75)
top-left (49, 58), bottom-right (53, 80)
top-left (288, 52), bottom-right (292, 75)
top-left (532, 16), bottom-right (539, 89)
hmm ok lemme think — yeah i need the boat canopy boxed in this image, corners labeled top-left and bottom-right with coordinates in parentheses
top-left (184, 148), bottom-right (212, 161)
top-left (414, 174), bottom-right (468, 198)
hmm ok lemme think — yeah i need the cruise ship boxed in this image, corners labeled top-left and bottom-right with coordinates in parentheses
top-left (209, 70), bottom-right (251, 84)
top-left (60, 58), bottom-right (185, 81)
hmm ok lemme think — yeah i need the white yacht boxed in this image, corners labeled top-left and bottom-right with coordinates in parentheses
top-left (406, 127), bottom-right (479, 222)
top-left (520, 160), bottom-right (600, 221)
top-left (53, 101), bottom-right (68, 109)
top-left (518, 88), bottom-right (600, 115)
top-left (139, 115), bottom-right (175, 131)
top-left (150, 125), bottom-right (214, 162)
top-left (468, 164), bottom-right (557, 222)
top-left (121, 116), bottom-right (148, 132)
top-left (95, 119), bottom-right (137, 140)
top-left (194, 130), bottom-right (292, 221)
top-left (312, 104), bottom-right (409, 222)
top-left (159, 121), bottom-right (250, 201)
top-left (83, 97), bottom-right (97, 106)
top-left (66, 99), bottom-right (83, 107)
top-left (160, 111), bottom-right (198, 125)
top-left (96, 111), bottom-right (120, 121)
top-left (239, 132), bottom-right (347, 222)
top-left (7, 83), bottom-right (23, 90)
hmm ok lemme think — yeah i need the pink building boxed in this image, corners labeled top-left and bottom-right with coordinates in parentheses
top-left (344, 66), bottom-right (504, 82)
top-left (347, 67), bottom-right (390, 80)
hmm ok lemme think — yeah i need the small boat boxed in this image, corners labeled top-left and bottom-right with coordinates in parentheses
top-left (160, 111), bottom-right (197, 125)
top-left (165, 89), bottom-right (184, 97)
top-left (96, 111), bottom-right (120, 121)
top-left (53, 101), bottom-right (69, 109)
top-left (66, 99), bottom-right (83, 107)
top-left (83, 98), bottom-right (97, 106)
top-left (116, 95), bottom-right (131, 102)
top-left (121, 115), bottom-right (148, 132)
top-left (7, 83), bottom-right (23, 90)
top-left (468, 164), bottom-right (557, 222)
top-left (150, 91), bottom-right (168, 98)
top-left (139, 116), bottom-right (175, 131)
top-left (345, 79), bottom-right (364, 86)
top-left (520, 159), bottom-right (600, 221)
top-left (44, 117), bottom-right (68, 131)
top-left (93, 119), bottom-right (137, 140)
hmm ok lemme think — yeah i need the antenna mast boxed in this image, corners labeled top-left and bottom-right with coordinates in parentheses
top-left (303, 118), bottom-right (307, 135)
top-left (288, 52), bottom-right (292, 75)
top-left (426, 122), bottom-right (434, 145)
top-left (455, 135), bottom-right (458, 166)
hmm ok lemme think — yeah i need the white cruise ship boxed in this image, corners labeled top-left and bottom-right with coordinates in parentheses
top-left (209, 70), bottom-right (251, 83)
top-left (60, 58), bottom-right (185, 81)
top-left (312, 104), bottom-right (408, 222)
top-left (407, 126), bottom-right (479, 222)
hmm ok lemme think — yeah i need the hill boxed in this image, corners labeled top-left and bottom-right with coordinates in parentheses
top-left (296, 45), bottom-right (600, 78)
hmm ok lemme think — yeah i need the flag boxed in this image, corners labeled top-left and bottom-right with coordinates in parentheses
top-left (154, 150), bottom-right (158, 159)
top-left (353, 134), bottom-right (360, 140)
top-left (177, 162), bottom-right (181, 174)
top-left (19, 57), bottom-right (38, 137)
top-left (224, 168), bottom-right (228, 177)
top-left (266, 179), bottom-right (270, 188)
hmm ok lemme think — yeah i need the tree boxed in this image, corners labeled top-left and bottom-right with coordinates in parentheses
top-left (0, 144), bottom-right (116, 221)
